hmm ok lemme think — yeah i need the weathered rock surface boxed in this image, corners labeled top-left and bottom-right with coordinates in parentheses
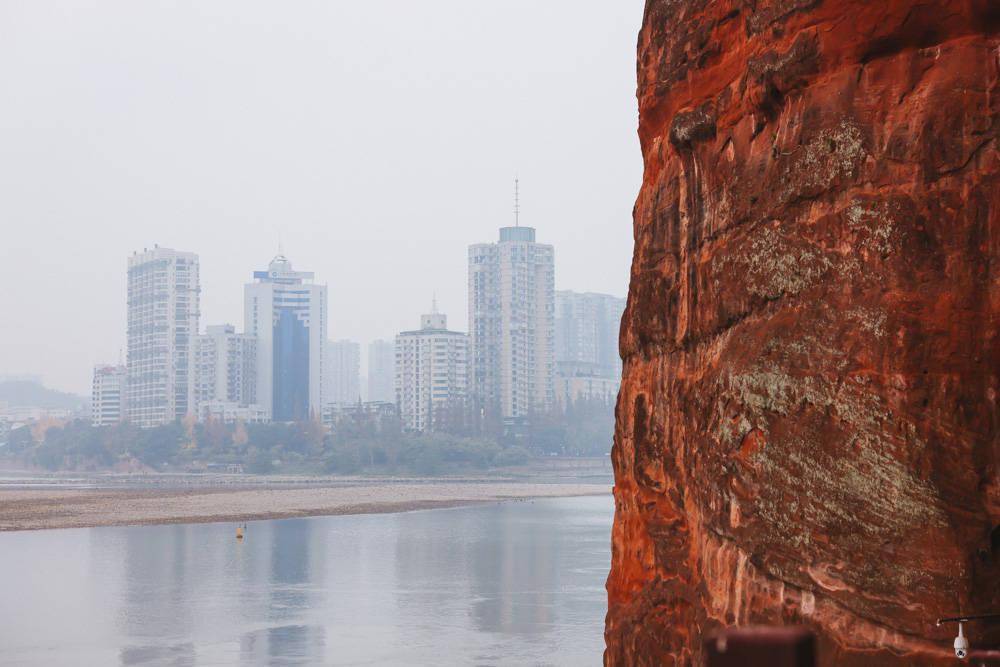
top-left (606, 1), bottom-right (999, 664)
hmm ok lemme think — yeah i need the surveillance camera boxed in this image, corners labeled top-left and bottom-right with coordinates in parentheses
top-left (938, 614), bottom-right (1000, 660)
top-left (954, 622), bottom-right (969, 660)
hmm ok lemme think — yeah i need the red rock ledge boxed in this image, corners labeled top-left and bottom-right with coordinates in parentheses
top-left (606, 1), bottom-right (999, 664)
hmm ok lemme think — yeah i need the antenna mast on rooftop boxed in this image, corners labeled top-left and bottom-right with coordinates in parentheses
top-left (514, 177), bottom-right (520, 227)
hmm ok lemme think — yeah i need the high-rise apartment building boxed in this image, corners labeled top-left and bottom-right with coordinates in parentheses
top-left (92, 364), bottom-right (127, 427)
top-left (554, 291), bottom-right (626, 380)
top-left (244, 255), bottom-right (327, 421)
top-left (395, 309), bottom-right (468, 432)
top-left (193, 324), bottom-right (258, 418)
top-left (126, 247), bottom-right (200, 428)
top-left (469, 226), bottom-right (555, 426)
top-left (367, 339), bottom-right (395, 403)
top-left (325, 339), bottom-right (361, 406)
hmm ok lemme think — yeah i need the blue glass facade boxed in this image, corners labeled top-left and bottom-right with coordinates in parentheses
top-left (272, 308), bottom-right (310, 421)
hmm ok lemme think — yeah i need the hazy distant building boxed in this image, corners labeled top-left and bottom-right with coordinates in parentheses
top-left (554, 291), bottom-right (625, 380)
top-left (322, 399), bottom-right (397, 430)
top-left (193, 324), bottom-right (258, 419)
top-left (126, 246), bottom-right (200, 428)
top-left (469, 225), bottom-right (555, 426)
top-left (325, 339), bottom-right (361, 406)
top-left (0, 405), bottom-right (73, 426)
top-left (245, 255), bottom-right (327, 422)
top-left (0, 374), bottom-right (43, 384)
top-left (200, 400), bottom-right (268, 424)
top-left (367, 339), bottom-right (395, 403)
top-left (92, 365), bottom-right (127, 427)
top-left (554, 361), bottom-right (620, 410)
top-left (396, 307), bottom-right (468, 432)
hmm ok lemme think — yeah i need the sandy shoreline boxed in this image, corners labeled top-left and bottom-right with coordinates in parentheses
top-left (0, 481), bottom-right (611, 532)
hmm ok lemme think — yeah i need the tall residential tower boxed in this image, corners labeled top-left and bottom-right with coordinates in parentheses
top-left (325, 339), bottom-right (361, 406)
top-left (554, 291), bottom-right (626, 380)
top-left (367, 339), bottom-right (395, 403)
top-left (192, 324), bottom-right (258, 417)
top-left (244, 255), bottom-right (327, 421)
top-left (126, 247), bottom-right (200, 428)
top-left (468, 224), bottom-right (555, 427)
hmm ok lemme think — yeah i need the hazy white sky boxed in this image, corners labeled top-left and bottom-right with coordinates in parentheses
top-left (0, 1), bottom-right (643, 394)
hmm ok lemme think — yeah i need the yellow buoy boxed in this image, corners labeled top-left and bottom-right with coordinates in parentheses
top-left (236, 525), bottom-right (244, 539)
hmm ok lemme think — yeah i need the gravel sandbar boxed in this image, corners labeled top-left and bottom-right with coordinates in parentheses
top-left (0, 481), bottom-right (611, 531)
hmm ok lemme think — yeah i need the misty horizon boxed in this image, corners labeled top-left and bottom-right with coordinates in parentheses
top-left (0, 1), bottom-right (643, 394)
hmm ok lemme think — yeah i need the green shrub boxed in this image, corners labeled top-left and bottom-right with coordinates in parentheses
top-left (493, 446), bottom-right (530, 468)
top-left (248, 450), bottom-right (275, 474)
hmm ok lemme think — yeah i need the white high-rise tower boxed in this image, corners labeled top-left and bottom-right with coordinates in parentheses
top-left (554, 291), bottom-right (626, 379)
top-left (244, 255), bottom-right (327, 421)
top-left (325, 339), bottom-right (361, 406)
top-left (192, 324), bottom-right (258, 417)
top-left (468, 182), bottom-right (555, 428)
top-left (126, 246), bottom-right (200, 428)
top-left (367, 339), bottom-right (396, 403)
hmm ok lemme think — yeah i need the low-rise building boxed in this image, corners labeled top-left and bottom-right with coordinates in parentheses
top-left (92, 364), bottom-right (127, 427)
top-left (322, 400), bottom-right (397, 429)
top-left (0, 403), bottom-right (74, 426)
top-left (554, 361), bottom-right (620, 409)
top-left (200, 400), bottom-right (269, 424)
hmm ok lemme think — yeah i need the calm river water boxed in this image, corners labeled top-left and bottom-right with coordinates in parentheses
top-left (0, 495), bottom-right (612, 666)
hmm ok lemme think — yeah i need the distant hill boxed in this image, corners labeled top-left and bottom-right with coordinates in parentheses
top-left (0, 381), bottom-right (87, 410)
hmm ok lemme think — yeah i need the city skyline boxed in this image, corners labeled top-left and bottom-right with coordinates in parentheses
top-left (26, 218), bottom-right (630, 399)
top-left (74, 223), bottom-right (624, 429)
top-left (12, 201), bottom-right (631, 398)
top-left (29, 203), bottom-right (630, 397)
top-left (0, 1), bottom-right (641, 395)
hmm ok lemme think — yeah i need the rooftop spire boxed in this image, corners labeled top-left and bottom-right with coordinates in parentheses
top-left (431, 292), bottom-right (438, 313)
top-left (514, 176), bottom-right (520, 227)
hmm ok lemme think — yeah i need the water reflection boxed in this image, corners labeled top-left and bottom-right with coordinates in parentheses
top-left (121, 642), bottom-right (195, 667)
top-left (240, 624), bottom-right (326, 666)
top-left (0, 495), bottom-right (612, 666)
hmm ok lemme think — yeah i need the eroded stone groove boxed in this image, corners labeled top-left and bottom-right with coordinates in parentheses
top-left (606, 1), bottom-right (999, 664)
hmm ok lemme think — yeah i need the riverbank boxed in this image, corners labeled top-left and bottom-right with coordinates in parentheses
top-left (0, 479), bottom-right (611, 531)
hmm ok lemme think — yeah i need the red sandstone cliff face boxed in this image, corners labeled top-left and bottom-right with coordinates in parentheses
top-left (606, 1), bottom-right (999, 664)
